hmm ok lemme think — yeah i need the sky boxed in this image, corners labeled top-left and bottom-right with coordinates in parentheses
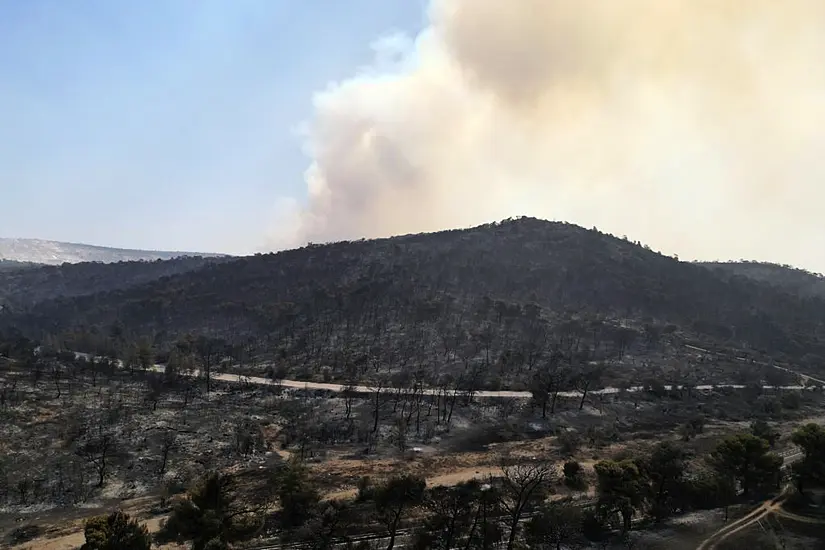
top-left (3, 1), bottom-right (825, 272)
top-left (0, 0), bottom-right (426, 254)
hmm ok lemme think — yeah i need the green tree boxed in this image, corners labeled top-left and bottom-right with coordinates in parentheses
top-left (274, 461), bottom-right (321, 531)
top-left (81, 511), bottom-right (150, 550)
top-left (374, 474), bottom-right (426, 550)
top-left (790, 423), bottom-right (825, 495)
top-left (750, 420), bottom-right (779, 448)
top-left (640, 442), bottom-right (691, 521)
top-left (709, 434), bottom-right (782, 498)
top-left (157, 472), bottom-right (262, 550)
top-left (594, 459), bottom-right (647, 534)
top-left (680, 468), bottom-right (736, 519)
top-left (562, 460), bottom-right (587, 491)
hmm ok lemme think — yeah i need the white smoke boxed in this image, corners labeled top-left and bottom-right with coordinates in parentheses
top-left (273, 0), bottom-right (825, 270)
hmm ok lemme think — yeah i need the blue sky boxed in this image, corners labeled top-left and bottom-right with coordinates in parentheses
top-left (0, 0), bottom-right (426, 254)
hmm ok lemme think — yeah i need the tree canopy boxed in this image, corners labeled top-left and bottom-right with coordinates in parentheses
top-left (709, 434), bottom-right (782, 498)
top-left (791, 423), bottom-right (825, 494)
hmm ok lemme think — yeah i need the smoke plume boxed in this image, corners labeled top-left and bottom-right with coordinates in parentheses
top-left (275, 0), bottom-right (825, 270)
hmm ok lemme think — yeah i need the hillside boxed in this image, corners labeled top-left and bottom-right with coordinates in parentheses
top-left (5, 218), bottom-right (825, 386)
top-left (702, 261), bottom-right (825, 299)
top-left (0, 259), bottom-right (35, 272)
top-left (0, 256), bottom-right (229, 312)
top-left (0, 237), bottom-right (225, 265)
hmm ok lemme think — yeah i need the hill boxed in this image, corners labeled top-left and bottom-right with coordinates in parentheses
top-left (702, 261), bottom-right (825, 299)
top-left (5, 218), bottom-right (825, 386)
top-left (0, 237), bottom-right (225, 265)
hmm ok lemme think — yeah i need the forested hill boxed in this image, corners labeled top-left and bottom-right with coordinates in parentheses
top-left (4, 218), bottom-right (825, 376)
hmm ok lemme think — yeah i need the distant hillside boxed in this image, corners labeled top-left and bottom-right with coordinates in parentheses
top-left (0, 256), bottom-right (229, 312)
top-left (6, 218), bottom-right (825, 380)
top-left (0, 238), bottom-right (225, 266)
top-left (702, 261), bottom-right (825, 299)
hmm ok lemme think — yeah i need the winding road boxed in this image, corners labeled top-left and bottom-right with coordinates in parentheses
top-left (212, 343), bottom-right (824, 397)
top-left (156, 365), bottom-right (821, 399)
top-left (72, 341), bottom-right (825, 400)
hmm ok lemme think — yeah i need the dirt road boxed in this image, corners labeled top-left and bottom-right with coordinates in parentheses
top-left (695, 494), bottom-right (788, 550)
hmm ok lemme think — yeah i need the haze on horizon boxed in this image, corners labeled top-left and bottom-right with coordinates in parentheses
top-left (3, 1), bottom-right (825, 272)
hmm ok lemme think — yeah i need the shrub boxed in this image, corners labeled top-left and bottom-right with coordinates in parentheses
top-left (81, 511), bottom-right (150, 550)
top-left (781, 392), bottom-right (802, 410)
top-left (558, 430), bottom-right (582, 456)
top-left (357, 476), bottom-right (374, 501)
top-left (7, 525), bottom-right (42, 545)
top-left (563, 461), bottom-right (587, 490)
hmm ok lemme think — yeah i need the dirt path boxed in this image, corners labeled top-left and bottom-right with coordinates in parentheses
top-left (695, 498), bottom-right (781, 550)
top-left (17, 438), bottom-right (599, 550)
top-left (695, 486), bottom-right (799, 550)
top-left (324, 465), bottom-right (504, 502)
top-left (774, 508), bottom-right (825, 525)
top-left (13, 514), bottom-right (173, 550)
top-left (15, 465), bottom-right (525, 548)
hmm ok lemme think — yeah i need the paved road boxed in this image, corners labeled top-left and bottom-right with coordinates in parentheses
top-left (147, 364), bottom-right (818, 399)
top-left (217, 343), bottom-right (824, 396)
top-left (74, 343), bottom-right (824, 400)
